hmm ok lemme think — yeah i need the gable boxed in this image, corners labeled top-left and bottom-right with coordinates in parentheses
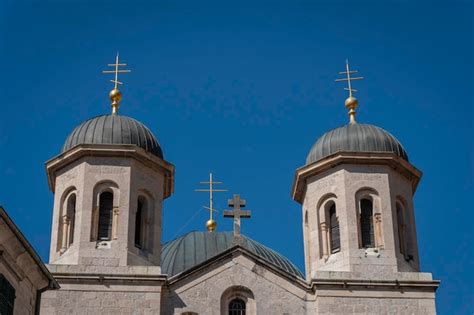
top-left (162, 248), bottom-right (308, 315)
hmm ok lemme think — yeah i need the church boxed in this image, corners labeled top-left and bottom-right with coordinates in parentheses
top-left (1, 56), bottom-right (439, 314)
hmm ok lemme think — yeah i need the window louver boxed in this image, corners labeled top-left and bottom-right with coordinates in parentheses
top-left (396, 203), bottom-right (406, 256)
top-left (360, 199), bottom-right (375, 248)
top-left (329, 204), bottom-right (340, 253)
top-left (98, 192), bottom-right (113, 241)
top-left (135, 200), bottom-right (143, 248)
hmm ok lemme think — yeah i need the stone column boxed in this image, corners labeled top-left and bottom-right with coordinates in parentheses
top-left (374, 213), bottom-right (383, 248)
top-left (320, 222), bottom-right (329, 260)
top-left (144, 217), bottom-right (151, 250)
top-left (91, 206), bottom-right (99, 241)
top-left (60, 215), bottom-right (69, 253)
top-left (112, 208), bottom-right (120, 240)
top-left (67, 216), bottom-right (73, 246)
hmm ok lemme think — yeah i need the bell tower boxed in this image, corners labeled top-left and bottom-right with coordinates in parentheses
top-left (292, 61), bottom-right (424, 279)
top-left (46, 55), bottom-right (174, 268)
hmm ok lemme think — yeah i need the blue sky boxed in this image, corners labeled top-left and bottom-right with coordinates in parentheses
top-left (0, 1), bottom-right (472, 313)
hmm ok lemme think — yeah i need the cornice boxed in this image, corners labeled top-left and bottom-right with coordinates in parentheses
top-left (309, 278), bottom-right (440, 291)
top-left (291, 152), bottom-right (422, 204)
top-left (52, 272), bottom-right (167, 285)
top-left (45, 144), bottom-right (175, 199)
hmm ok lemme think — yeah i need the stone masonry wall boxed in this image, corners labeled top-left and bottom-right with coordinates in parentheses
top-left (40, 265), bottom-right (163, 315)
top-left (162, 254), bottom-right (307, 315)
top-left (313, 295), bottom-right (436, 315)
top-left (49, 155), bottom-right (165, 267)
top-left (41, 286), bottom-right (162, 315)
top-left (302, 163), bottom-right (419, 278)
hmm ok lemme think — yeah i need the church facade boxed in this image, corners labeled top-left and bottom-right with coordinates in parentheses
top-left (37, 59), bottom-right (438, 314)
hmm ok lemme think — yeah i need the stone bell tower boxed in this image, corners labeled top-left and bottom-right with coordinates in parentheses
top-left (292, 61), bottom-right (438, 313)
top-left (292, 122), bottom-right (422, 278)
top-left (41, 55), bottom-right (174, 315)
top-left (46, 55), bottom-right (174, 268)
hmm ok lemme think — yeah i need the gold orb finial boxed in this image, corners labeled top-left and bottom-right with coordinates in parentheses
top-left (102, 53), bottom-right (131, 115)
top-left (345, 96), bottom-right (358, 124)
top-left (206, 219), bottom-right (217, 232)
top-left (335, 60), bottom-right (364, 124)
top-left (109, 88), bottom-right (122, 114)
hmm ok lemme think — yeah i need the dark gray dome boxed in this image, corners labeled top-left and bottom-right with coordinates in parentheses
top-left (62, 115), bottom-right (163, 158)
top-left (306, 123), bottom-right (408, 165)
top-left (161, 231), bottom-right (303, 278)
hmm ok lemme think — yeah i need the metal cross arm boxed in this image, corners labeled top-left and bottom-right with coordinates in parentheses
top-left (335, 59), bottom-right (364, 97)
top-left (101, 53), bottom-right (131, 90)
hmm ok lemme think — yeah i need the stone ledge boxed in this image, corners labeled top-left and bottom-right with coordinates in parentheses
top-left (313, 270), bottom-right (433, 281)
top-left (310, 273), bottom-right (440, 292)
top-left (47, 263), bottom-right (162, 276)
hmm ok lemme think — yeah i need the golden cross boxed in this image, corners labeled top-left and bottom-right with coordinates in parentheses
top-left (335, 59), bottom-right (363, 98)
top-left (195, 172), bottom-right (228, 232)
top-left (102, 53), bottom-right (131, 90)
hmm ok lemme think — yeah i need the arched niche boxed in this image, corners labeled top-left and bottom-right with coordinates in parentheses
top-left (90, 180), bottom-right (120, 242)
top-left (316, 193), bottom-right (338, 259)
top-left (57, 186), bottom-right (77, 253)
top-left (355, 187), bottom-right (383, 249)
top-left (395, 195), bottom-right (415, 263)
top-left (134, 189), bottom-right (155, 253)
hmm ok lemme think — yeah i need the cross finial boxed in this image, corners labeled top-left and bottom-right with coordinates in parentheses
top-left (101, 53), bottom-right (131, 115)
top-left (195, 172), bottom-right (228, 232)
top-left (224, 194), bottom-right (251, 237)
top-left (335, 59), bottom-right (364, 124)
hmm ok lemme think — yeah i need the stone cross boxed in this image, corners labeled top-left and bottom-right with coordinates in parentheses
top-left (224, 194), bottom-right (251, 237)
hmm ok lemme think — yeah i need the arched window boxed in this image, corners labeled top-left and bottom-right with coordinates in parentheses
top-left (228, 298), bottom-right (246, 315)
top-left (135, 199), bottom-right (144, 248)
top-left (98, 192), bottom-right (113, 241)
top-left (396, 202), bottom-right (406, 256)
top-left (221, 286), bottom-right (255, 315)
top-left (58, 192), bottom-right (76, 253)
top-left (66, 194), bottom-right (76, 246)
top-left (360, 198), bottom-right (375, 248)
top-left (329, 204), bottom-right (340, 253)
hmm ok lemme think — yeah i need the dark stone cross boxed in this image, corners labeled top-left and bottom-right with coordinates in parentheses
top-left (224, 194), bottom-right (251, 237)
